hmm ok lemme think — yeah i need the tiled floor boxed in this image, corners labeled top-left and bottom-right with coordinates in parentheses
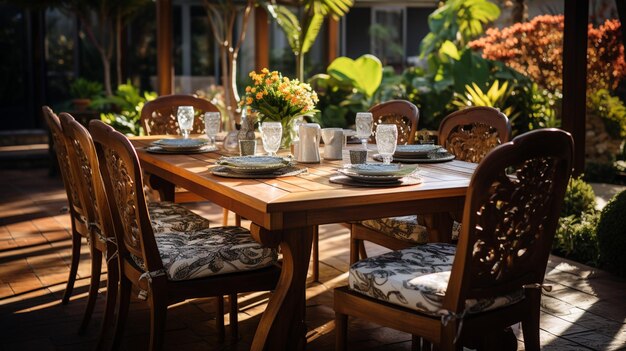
top-left (1, 168), bottom-right (625, 350)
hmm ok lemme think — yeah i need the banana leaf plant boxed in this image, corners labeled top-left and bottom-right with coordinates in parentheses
top-left (260, 0), bottom-right (353, 81)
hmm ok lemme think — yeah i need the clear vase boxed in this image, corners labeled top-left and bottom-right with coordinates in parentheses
top-left (280, 116), bottom-right (303, 150)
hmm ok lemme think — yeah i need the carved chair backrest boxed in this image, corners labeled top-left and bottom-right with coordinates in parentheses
top-left (141, 94), bottom-right (220, 135)
top-left (438, 107), bottom-right (511, 163)
top-left (368, 100), bottom-right (419, 145)
top-left (59, 113), bottom-right (115, 247)
top-left (42, 106), bottom-right (88, 234)
top-left (90, 120), bottom-right (163, 272)
top-left (443, 129), bottom-right (573, 314)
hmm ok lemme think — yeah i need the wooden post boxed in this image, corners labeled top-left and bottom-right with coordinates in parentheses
top-left (326, 18), bottom-right (339, 65)
top-left (562, 0), bottom-right (588, 176)
top-left (156, 0), bottom-right (173, 95)
top-left (254, 7), bottom-right (269, 71)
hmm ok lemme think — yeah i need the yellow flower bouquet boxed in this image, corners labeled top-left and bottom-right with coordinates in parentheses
top-left (241, 68), bottom-right (319, 148)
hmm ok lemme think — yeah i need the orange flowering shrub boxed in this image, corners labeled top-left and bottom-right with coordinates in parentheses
top-left (469, 15), bottom-right (626, 93)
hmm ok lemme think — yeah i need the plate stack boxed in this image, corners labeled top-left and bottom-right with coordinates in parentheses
top-left (147, 138), bottom-right (216, 154)
top-left (374, 144), bottom-right (455, 163)
top-left (212, 156), bottom-right (306, 178)
top-left (333, 164), bottom-right (420, 187)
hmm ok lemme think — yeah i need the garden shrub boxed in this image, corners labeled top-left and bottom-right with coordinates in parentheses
top-left (469, 15), bottom-right (626, 93)
top-left (588, 89), bottom-right (626, 139)
top-left (561, 176), bottom-right (596, 217)
top-left (91, 82), bottom-right (157, 136)
top-left (554, 212), bottom-right (600, 266)
top-left (596, 189), bottom-right (626, 276)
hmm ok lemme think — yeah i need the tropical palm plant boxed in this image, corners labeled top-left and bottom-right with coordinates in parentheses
top-left (261, 0), bottom-right (353, 81)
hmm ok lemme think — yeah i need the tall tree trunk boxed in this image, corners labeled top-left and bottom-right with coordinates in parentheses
top-left (116, 13), bottom-right (123, 88)
top-left (102, 56), bottom-right (113, 96)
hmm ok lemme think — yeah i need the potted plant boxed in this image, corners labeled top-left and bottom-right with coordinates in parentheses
top-left (69, 78), bottom-right (103, 111)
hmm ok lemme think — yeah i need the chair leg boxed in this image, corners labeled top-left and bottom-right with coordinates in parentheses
top-left (111, 275), bottom-right (132, 350)
top-left (222, 208), bottom-right (229, 226)
top-left (148, 291), bottom-right (168, 351)
top-left (522, 291), bottom-right (541, 351)
top-left (349, 224), bottom-right (360, 265)
top-left (216, 295), bottom-right (225, 341)
top-left (79, 248), bottom-right (102, 334)
top-left (229, 293), bottom-right (239, 340)
top-left (62, 231), bottom-right (82, 305)
top-left (234, 214), bottom-right (241, 227)
top-left (335, 312), bottom-right (348, 351)
top-left (95, 256), bottom-right (119, 351)
top-left (411, 335), bottom-right (421, 351)
top-left (311, 226), bottom-right (319, 282)
top-left (358, 241), bottom-right (368, 260)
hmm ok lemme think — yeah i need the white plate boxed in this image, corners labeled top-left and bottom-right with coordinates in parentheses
top-left (348, 163), bottom-right (417, 176)
top-left (393, 144), bottom-right (442, 157)
top-left (153, 138), bottom-right (210, 151)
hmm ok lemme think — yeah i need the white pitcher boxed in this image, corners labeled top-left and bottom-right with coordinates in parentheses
top-left (297, 123), bottom-right (321, 163)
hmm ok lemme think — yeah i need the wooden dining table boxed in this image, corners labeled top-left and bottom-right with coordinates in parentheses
top-left (131, 136), bottom-right (476, 351)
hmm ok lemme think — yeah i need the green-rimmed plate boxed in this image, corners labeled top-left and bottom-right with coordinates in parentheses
top-left (393, 144), bottom-right (442, 158)
top-left (216, 155), bottom-right (292, 174)
top-left (347, 163), bottom-right (417, 176)
top-left (152, 138), bottom-right (210, 151)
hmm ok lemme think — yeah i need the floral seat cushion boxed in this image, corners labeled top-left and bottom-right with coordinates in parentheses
top-left (148, 201), bottom-right (211, 233)
top-left (360, 216), bottom-right (462, 243)
top-left (154, 225), bottom-right (278, 281)
top-left (349, 243), bottom-right (524, 316)
top-left (360, 216), bottom-right (429, 244)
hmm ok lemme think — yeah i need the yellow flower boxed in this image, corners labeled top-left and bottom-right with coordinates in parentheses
top-left (265, 79), bottom-right (272, 85)
top-left (245, 86), bottom-right (251, 92)
top-left (261, 68), bottom-right (270, 74)
top-left (256, 92), bottom-right (263, 100)
top-left (246, 97), bottom-right (253, 105)
top-left (251, 87), bottom-right (256, 93)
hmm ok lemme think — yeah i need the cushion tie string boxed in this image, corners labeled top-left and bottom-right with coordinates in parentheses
top-left (523, 283), bottom-right (553, 292)
top-left (137, 269), bottom-right (167, 301)
top-left (440, 309), bottom-right (468, 344)
top-left (88, 222), bottom-right (119, 265)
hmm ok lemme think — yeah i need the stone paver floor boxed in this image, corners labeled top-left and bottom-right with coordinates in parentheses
top-left (1, 169), bottom-right (625, 350)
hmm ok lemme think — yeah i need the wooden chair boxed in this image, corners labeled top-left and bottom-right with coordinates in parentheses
top-left (89, 120), bottom-right (281, 350)
top-left (308, 100), bottom-right (419, 282)
top-left (367, 99), bottom-right (419, 145)
top-left (335, 128), bottom-right (574, 351)
top-left (350, 107), bottom-right (511, 264)
top-left (140, 94), bottom-right (237, 225)
top-left (42, 107), bottom-right (90, 315)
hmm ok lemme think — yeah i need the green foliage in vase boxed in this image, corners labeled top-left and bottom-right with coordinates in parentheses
top-left (597, 190), bottom-right (626, 276)
top-left (91, 82), bottom-right (157, 136)
top-left (69, 78), bottom-right (103, 100)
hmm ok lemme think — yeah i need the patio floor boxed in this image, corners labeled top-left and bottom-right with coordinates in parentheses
top-left (1, 168), bottom-right (625, 350)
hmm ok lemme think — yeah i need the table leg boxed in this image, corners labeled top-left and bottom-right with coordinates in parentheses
top-left (146, 174), bottom-right (175, 202)
top-left (423, 212), bottom-right (454, 243)
top-left (251, 226), bottom-right (314, 351)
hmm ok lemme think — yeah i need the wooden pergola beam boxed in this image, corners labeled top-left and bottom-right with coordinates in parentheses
top-left (562, 0), bottom-right (589, 176)
top-left (156, 0), bottom-right (173, 95)
top-left (254, 7), bottom-right (270, 71)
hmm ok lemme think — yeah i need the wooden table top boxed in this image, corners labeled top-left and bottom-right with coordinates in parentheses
top-left (132, 136), bottom-right (476, 231)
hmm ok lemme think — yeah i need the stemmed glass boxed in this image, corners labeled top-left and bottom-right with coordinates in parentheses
top-left (204, 112), bottom-right (221, 148)
top-left (260, 121), bottom-right (282, 156)
top-left (177, 106), bottom-right (195, 139)
top-left (355, 112), bottom-right (373, 150)
top-left (375, 124), bottom-right (398, 165)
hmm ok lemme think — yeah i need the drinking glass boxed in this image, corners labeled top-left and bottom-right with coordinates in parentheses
top-left (375, 124), bottom-right (398, 164)
top-left (260, 121), bottom-right (282, 156)
top-left (204, 112), bottom-right (221, 147)
top-left (355, 112), bottom-right (373, 150)
top-left (177, 106), bottom-right (195, 139)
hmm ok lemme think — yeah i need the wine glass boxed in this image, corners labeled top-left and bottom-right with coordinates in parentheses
top-left (355, 112), bottom-right (373, 150)
top-left (375, 124), bottom-right (398, 165)
top-left (177, 106), bottom-right (195, 139)
top-left (260, 121), bottom-right (282, 156)
top-left (204, 112), bottom-right (221, 147)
